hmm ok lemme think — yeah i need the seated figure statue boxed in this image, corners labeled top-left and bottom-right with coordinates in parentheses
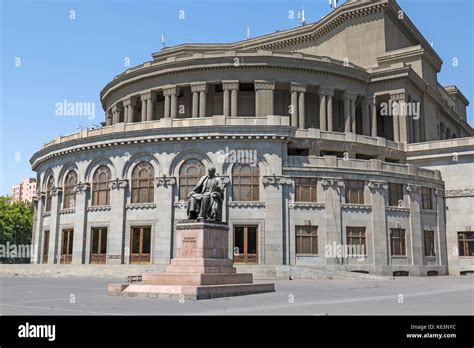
top-left (186, 167), bottom-right (225, 221)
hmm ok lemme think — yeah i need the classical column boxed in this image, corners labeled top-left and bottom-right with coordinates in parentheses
top-left (371, 96), bottom-right (378, 137)
top-left (394, 93), bottom-right (407, 143)
top-left (290, 90), bottom-right (298, 127)
top-left (123, 99), bottom-right (132, 123)
top-left (362, 97), bottom-right (370, 136)
top-left (31, 194), bottom-right (44, 264)
top-left (111, 104), bottom-right (121, 124)
top-left (350, 98), bottom-right (356, 133)
top-left (48, 186), bottom-right (62, 264)
top-left (327, 91), bottom-right (334, 132)
top-left (407, 184), bottom-right (423, 269)
top-left (319, 94), bottom-right (327, 131)
top-left (154, 176), bottom-right (177, 264)
top-left (223, 89), bottom-right (230, 116)
top-left (192, 90), bottom-right (199, 118)
top-left (163, 86), bottom-right (177, 119)
top-left (222, 81), bottom-right (239, 117)
top-left (191, 82), bottom-right (207, 118)
top-left (343, 91), bottom-right (356, 133)
top-left (391, 98), bottom-right (400, 143)
top-left (321, 178), bottom-right (343, 267)
top-left (146, 93), bottom-right (154, 121)
top-left (255, 80), bottom-right (275, 117)
top-left (105, 110), bottom-right (112, 126)
top-left (368, 179), bottom-right (389, 269)
top-left (290, 83), bottom-right (305, 128)
top-left (140, 94), bottom-right (147, 122)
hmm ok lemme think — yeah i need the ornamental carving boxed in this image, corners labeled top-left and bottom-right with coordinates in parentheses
top-left (262, 175), bottom-right (291, 186)
top-left (406, 184), bottom-right (421, 194)
top-left (320, 177), bottom-right (343, 189)
top-left (341, 204), bottom-right (372, 211)
top-left (126, 203), bottom-right (157, 210)
top-left (367, 180), bottom-right (388, 191)
top-left (290, 83), bottom-right (306, 93)
top-left (50, 187), bottom-right (62, 196)
top-left (109, 178), bottom-right (128, 190)
top-left (444, 188), bottom-right (474, 198)
top-left (87, 205), bottom-right (111, 212)
top-left (434, 189), bottom-right (445, 197)
top-left (155, 176), bottom-right (176, 187)
top-left (73, 182), bottom-right (90, 194)
top-left (254, 80), bottom-right (275, 90)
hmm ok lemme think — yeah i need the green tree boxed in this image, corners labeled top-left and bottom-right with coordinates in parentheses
top-left (0, 196), bottom-right (33, 250)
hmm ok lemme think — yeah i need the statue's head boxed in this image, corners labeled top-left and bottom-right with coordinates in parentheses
top-left (208, 167), bottom-right (216, 176)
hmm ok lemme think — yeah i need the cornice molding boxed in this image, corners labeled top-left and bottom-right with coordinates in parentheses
top-left (445, 188), bottom-right (474, 198)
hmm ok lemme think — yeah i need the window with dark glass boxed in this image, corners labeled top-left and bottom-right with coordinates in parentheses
top-left (458, 232), bottom-right (474, 257)
top-left (421, 187), bottom-right (433, 210)
top-left (60, 229), bottom-right (74, 264)
top-left (295, 225), bottom-right (318, 255)
top-left (294, 177), bottom-right (317, 202)
top-left (92, 165), bottom-right (111, 206)
top-left (179, 159), bottom-right (205, 201)
top-left (131, 162), bottom-right (154, 203)
top-left (345, 180), bottom-right (365, 204)
top-left (424, 230), bottom-right (436, 256)
top-left (388, 183), bottom-right (403, 207)
top-left (45, 176), bottom-right (54, 212)
top-left (42, 230), bottom-right (50, 264)
top-left (390, 228), bottom-right (406, 256)
top-left (232, 163), bottom-right (259, 201)
top-left (346, 227), bottom-right (367, 255)
top-left (63, 171), bottom-right (77, 209)
top-left (130, 226), bottom-right (151, 264)
top-left (90, 227), bottom-right (108, 264)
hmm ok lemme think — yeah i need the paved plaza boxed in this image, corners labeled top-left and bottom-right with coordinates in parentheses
top-left (0, 276), bottom-right (472, 315)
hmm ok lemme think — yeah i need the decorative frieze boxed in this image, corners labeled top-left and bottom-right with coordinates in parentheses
top-left (385, 206), bottom-right (410, 213)
top-left (228, 201), bottom-right (265, 208)
top-left (341, 204), bottom-right (372, 211)
top-left (109, 178), bottom-right (128, 190)
top-left (59, 208), bottom-right (75, 215)
top-left (87, 205), bottom-right (111, 212)
top-left (289, 202), bottom-right (325, 210)
top-left (155, 176), bottom-right (176, 187)
top-left (262, 175), bottom-right (291, 186)
top-left (126, 203), bottom-right (157, 210)
top-left (444, 188), bottom-right (474, 198)
top-left (254, 80), bottom-right (275, 90)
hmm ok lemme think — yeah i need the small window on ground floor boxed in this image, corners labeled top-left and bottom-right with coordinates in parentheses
top-left (390, 228), bottom-right (406, 256)
top-left (346, 227), bottom-right (367, 256)
top-left (295, 225), bottom-right (318, 255)
top-left (458, 232), bottom-right (474, 257)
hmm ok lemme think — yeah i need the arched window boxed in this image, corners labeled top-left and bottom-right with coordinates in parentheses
top-left (131, 162), bottom-right (155, 203)
top-left (45, 176), bottom-right (54, 212)
top-left (232, 163), bottom-right (259, 201)
top-left (179, 159), bottom-right (205, 201)
top-left (92, 165), bottom-right (111, 206)
top-left (63, 171), bottom-right (77, 209)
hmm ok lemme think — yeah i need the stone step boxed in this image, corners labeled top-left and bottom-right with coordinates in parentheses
top-left (169, 258), bottom-right (234, 268)
top-left (111, 282), bottom-right (275, 300)
top-left (142, 272), bottom-right (253, 286)
top-left (166, 266), bottom-right (237, 274)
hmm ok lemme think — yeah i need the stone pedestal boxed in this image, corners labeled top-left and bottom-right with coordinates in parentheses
top-left (108, 221), bottom-right (275, 300)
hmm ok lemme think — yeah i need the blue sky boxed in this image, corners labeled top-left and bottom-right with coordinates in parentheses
top-left (1, 0), bottom-right (473, 195)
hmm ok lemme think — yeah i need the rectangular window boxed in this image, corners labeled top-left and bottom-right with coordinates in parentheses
top-left (42, 230), bottom-right (50, 264)
top-left (295, 225), bottom-right (318, 255)
top-left (424, 230), bottom-right (436, 256)
top-left (345, 180), bottom-right (365, 204)
top-left (458, 232), bottom-right (474, 257)
top-left (421, 187), bottom-right (433, 210)
top-left (390, 228), bottom-right (406, 256)
top-left (388, 183), bottom-right (404, 207)
top-left (60, 229), bottom-right (74, 264)
top-left (294, 177), bottom-right (317, 202)
top-left (346, 227), bottom-right (367, 256)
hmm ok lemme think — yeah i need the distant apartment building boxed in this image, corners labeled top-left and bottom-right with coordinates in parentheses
top-left (12, 178), bottom-right (36, 203)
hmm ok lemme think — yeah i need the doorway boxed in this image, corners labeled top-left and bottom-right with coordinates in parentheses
top-left (130, 226), bottom-right (151, 264)
top-left (60, 229), bottom-right (74, 264)
top-left (90, 227), bottom-right (107, 264)
top-left (42, 230), bottom-right (49, 264)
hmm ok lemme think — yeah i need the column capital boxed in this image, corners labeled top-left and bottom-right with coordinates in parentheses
top-left (290, 82), bottom-right (306, 93)
top-left (222, 80), bottom-right (239, 90)
top-left (318, 86), bottom-right (334, 97)
top-left (73, 182), bottom-right (90, 194)
top-left (254, 80), bottom-right (275, 90)
top-left (111, 103), bottom-right (123, 113)
top-left (367, 180), bottom-right (388, 191)
top-left (190, 82), bottom-right (207, 93)
top-left (163, 85), bottom-right (178, 96)
top-left (140, 91), bottom-right (155, 101)
top-left (406, 184), bottom-right (421, 194)
top-left (109, 178), bottom-right (128, 190)
top-left (320, 177), bottom-right (344, 189)
top-left (155, 176), bottom-right (176, 187)
top-left (342, 90), bottom-right (357, 101)
top-left (122, 96), bottom-right (137, 107)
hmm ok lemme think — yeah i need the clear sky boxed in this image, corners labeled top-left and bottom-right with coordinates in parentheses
top-left (1, 0), bottom-right (473, 195)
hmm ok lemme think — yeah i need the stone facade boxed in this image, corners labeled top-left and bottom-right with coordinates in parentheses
top-left (29, 0), bottom-right (473, 276)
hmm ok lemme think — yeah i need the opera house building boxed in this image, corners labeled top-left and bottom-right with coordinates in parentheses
top-left (30, 0), bottom-right (474, 276)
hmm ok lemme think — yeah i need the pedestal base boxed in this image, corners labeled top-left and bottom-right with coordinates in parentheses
top-left (108, 221), bottom-right (275, 300)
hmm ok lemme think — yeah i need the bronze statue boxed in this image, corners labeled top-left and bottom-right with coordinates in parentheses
top-left (186, 167), bottom-right (225, 221)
